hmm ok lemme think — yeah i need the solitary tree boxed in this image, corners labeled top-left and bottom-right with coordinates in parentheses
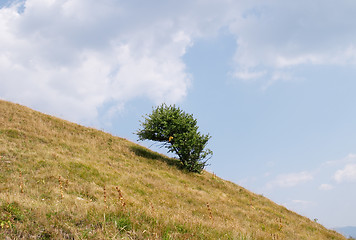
top-left (136, 104), bottom-right (212, 173)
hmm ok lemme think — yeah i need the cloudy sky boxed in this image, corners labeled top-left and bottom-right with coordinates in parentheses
top-left (1, 0), bottom-right (356, 229)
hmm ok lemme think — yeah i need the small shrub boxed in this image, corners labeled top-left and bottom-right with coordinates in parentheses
top-left (137, 104), bottom-right (212, 173)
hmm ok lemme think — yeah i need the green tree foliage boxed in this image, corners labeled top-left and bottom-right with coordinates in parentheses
top-left (136, 104), bottom-right (212, 173)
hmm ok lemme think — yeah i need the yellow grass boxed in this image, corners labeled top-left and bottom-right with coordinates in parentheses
top-left (0, 100), bottom-right (346, 239)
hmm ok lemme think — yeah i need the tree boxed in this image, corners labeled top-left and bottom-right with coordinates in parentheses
top-left (136, 104), bottom-right (212, 173)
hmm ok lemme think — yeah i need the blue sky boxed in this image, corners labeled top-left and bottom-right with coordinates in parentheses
top-left (1, 0), bottom-right (356, 229)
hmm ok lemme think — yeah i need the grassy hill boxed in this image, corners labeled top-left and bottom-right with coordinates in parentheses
top-left (0, 100), bottom-right (346, 239)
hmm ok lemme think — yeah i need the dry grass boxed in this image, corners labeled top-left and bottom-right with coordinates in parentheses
top-left (0, 99), bottom-right (346, 239)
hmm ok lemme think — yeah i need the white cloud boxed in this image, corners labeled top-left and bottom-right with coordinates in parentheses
top-left (283, 199), bottom-right (315, 212)
top-left (229, 0), bottom-right (356, 83)
top-left (321, 153), bottom-right (356, 184)
top-left (319, 184), bottom-right (334, 191)
top-left (291, 199), bottom-right (313, 206)
top-left (0, 0), bottom-right (201, 124)
top-left (334, 164), bottom-right (356, 183)
top-left (325, 153), bottom-right (356, 166)
top-left (266, 171), bottom-right (313, 189)
top-left (2, 0), bottom-right (356, 124)
top-left (234, 69), bottom-right (266, 81)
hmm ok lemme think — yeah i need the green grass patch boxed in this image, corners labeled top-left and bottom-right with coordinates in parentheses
top-left (2, 129), bottom-right (23, 139)
top-left (130, 145), bottom-right (165, 160)
top-left (1, 201), bottom-right (24, 222)
top-left (67, 161), bottom-right (102, 183)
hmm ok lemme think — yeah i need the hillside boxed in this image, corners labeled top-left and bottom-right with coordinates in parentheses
top-left (0, 100), bottom-right (346, 239)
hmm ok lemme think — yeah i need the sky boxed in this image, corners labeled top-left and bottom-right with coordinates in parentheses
top-left (1, 0), bottom-right (356, 229)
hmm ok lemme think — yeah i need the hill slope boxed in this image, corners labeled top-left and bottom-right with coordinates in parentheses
top-left (0, 100), bottom-right (346, 239)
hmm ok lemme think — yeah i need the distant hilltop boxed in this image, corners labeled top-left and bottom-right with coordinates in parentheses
top-left (334, 226), bottom-right (356, 239)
